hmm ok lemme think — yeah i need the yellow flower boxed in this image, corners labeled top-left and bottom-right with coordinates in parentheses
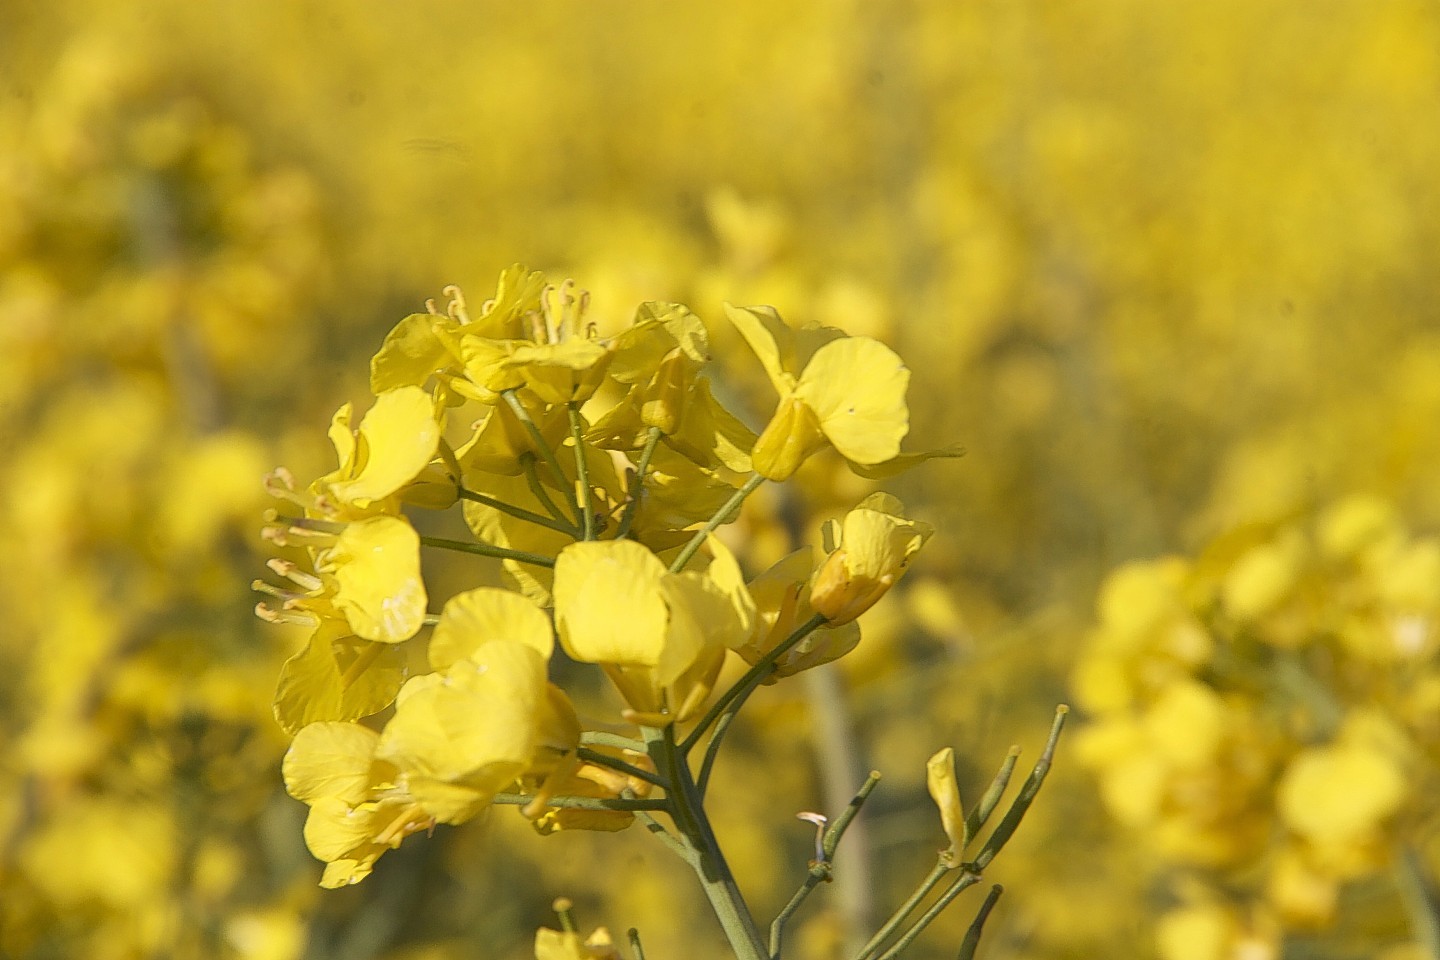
top-left (377, 638), bottom-right (576, 823)
top-left (315, 516), bottom-right (428, 643)
top-left (724, 303), bottom-right (909, 480)
top-left (369, 264), bottom-right (547, 394)
top-left (282, 721), bottom-right (430, 887)
top-left (1277, 740), bottom-right (1406, 854)
top-left (809, 493), bottom-right (933, 625)
top-left (553, 537), bottom-right (752, 724)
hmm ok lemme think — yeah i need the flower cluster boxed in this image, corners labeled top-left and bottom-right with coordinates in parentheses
top-left (260, 265), bottom-right (954, 888)
top-left (1072, 495), bottom-right (1440, 959)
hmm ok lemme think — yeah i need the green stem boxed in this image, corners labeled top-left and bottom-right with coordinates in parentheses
top-left (580, 731), bottom-right (648, 753)
top-left (616, 425), bottom-right (662, 541)
top-left (576, 746), bottom-right (669, 791)
top-left (770, 773), bottom-right (882, 959)
top-left (418, 535), bottom-right (556, 568)
top-left (956, 885), bottom-right (1004, 960)
top-left (855, 858), bottom-right (952, 960)
top-left (963, 746), bottom-right (1021, 850)
top-left (874, 872), bottom-right (981, 960)
top-left (967, 706), bottom-right (1067, 873)
top-left (457, 486), bottom-right (576, 536)
top-left (503, 390), bottom-right (583, 525)
top-left (772, 872), bottom-right (827, 959)
top-left (649, 725), bottom-right (767, 960)
top-left (681, 613), bottom-right (829, 756)
top-left (522, 455), bottom-right (578, 533)
top-left (567, 403), bottom-right (596, 540)
top-left (669, 473), bottom-right (766, 573)
top-left (491, 792), bottom-right (667, 811)
top-left (628, 928), bottom-right (647, 960)
top-left (696, 703), bottom-right (742, 797)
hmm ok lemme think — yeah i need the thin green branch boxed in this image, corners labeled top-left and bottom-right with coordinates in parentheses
top-left (771, 871), bottom-right (827, 959)
top-left (523, 455), bottom-right (578, 533)
top-left (956, 885), bottom-right (1004, 960)
top-left (503, 389), bottom-right (582, 523)
top-left (854, 858), bottom-right (951, 960)
top-left (874, 872), bottom-right (981, 960)
top-left (491, 792), bottom-right (667, 811)
top-left (668, 472), bottom-right (766, 573)
top-left (649, 725), bottom-right (768, 960)
top-left (822, 772), bottom-right (881, 861)
top-left (628, 928), bottom-right (647, 960)
top-left (457, 486), bottom-right (576, 535)
top-left (580, 731), bottom-right (648, 753)
top-left (695, 702), bottom-right (741, 798)
top-left (681, 613), bottom-right (829, 755)
top-left (967, 705), bottom-right (1068, 873)
top-left (418, 534), bottom-right (556, 568)
top-left (963, 746), bottom-right (1021, 850)
top-left (576, 746), bottom-right (669, 791)
top-left (636, 808), bottom-right (693, 863)
top-left (567, 403), bottom-right (595, 540)
top-left (770, 773), bottom-right (882, 959)
top-left (616, 425), bottom-right (662, 540)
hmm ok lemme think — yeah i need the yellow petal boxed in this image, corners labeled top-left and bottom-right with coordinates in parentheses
top-left (926, 747), bottom-right (967, 857)
top-left (273, 626), bottom-right (406, 735)
top-left (722, 303), bottom-right (796, 392)
top-left (322, 516), bottom-right (427, 643)
top-left (429, 587), bottom-right (554, 671)
top-left (370, 312), bottom-right (455, 393)
top-left (554, 540), bottom-right (670, 668)
top-left (282, 721), bottom-right (381, 805)
top-left (794, 337), bottom-right (909, 465)
top-left (751, 394), bottom-right (826, 481)
top-left (329, 387), bottom-right (441, 505)
top-left (302, 796), bottom-right (379, 862)
top-left (377, 646), bottom-right (546, 821)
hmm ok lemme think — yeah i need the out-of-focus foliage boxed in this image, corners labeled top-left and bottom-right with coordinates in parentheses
top-left (4, 0), bottom-right (1440, 958)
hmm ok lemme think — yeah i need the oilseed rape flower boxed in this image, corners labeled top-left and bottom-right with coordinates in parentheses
top-left (256, 266), bottom-right (1042, 960)
top-left (1073, 495), bottom-right (1440, 952)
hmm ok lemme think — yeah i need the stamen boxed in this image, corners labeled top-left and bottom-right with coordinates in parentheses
top-left (267, 557), bottom-right (324, 592)
top-left (424, 298), bottom-right (441, 316)
top-left (797, 811), bottom-right (829, 863)
top-left (443, 284), bottom-right (471, 324)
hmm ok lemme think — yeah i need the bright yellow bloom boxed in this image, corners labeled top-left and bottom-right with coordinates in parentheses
top-left (377, 638), bottom-right (577, 824)
top-left (553, 537), bottom-right (752, 724)
top-left (809, 493), bottom-right (933, 625)
top-left (316, 516), bottom-right (428, 643)
top-left (724, 303), bottom-right (910, 480)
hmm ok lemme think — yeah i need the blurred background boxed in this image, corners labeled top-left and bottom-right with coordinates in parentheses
top-left (3, 2), bottom-right (1440, 958)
